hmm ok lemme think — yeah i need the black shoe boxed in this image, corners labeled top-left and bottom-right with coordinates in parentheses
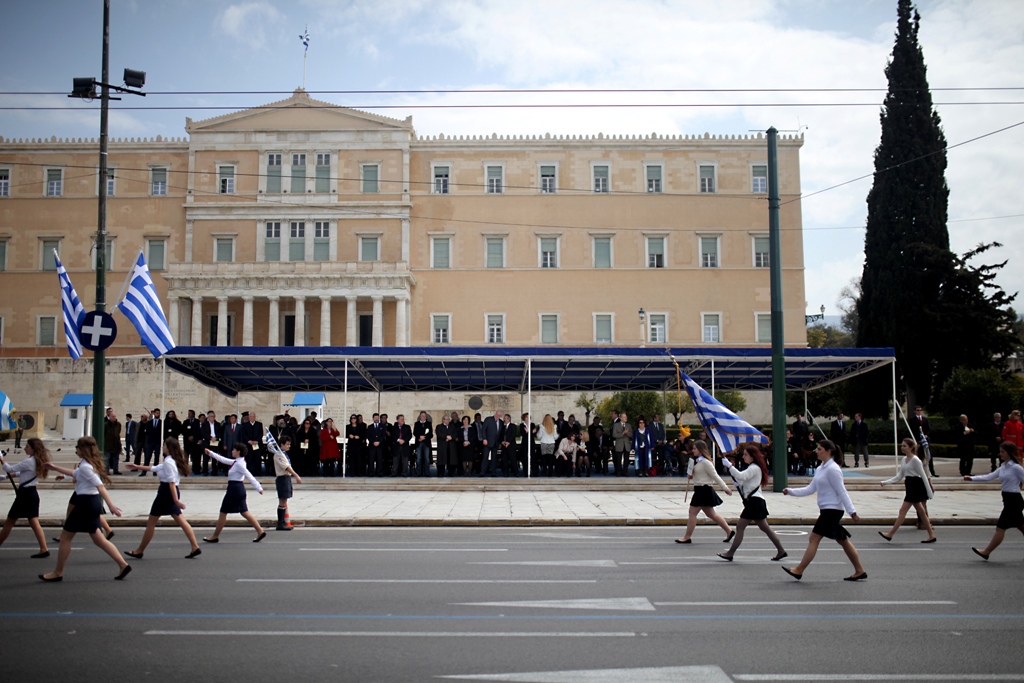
top-left (674, 538), bottom-right (691, 544)
top-left (106, 531), bottom-right (115, 541)
top-left (253, 531), bottom-right (267, 543)
top-left (844, 572), bottom-right (868, 582)
top-left (124, 550), bottom-right (143, 559)
top-left (202, 537), bottom-right (219, 543)
top-left (782, 567), bottom-right (802, 581)
top-left (186, 548), bottom-right (202, 559)
top-left (31, 551), bottom-right (50, 559)
top-left (972, 547), bottom-right (989, 561)
top-left (115, 565), bottom-right (132, 580)
top-left (39, 574), bottom-right (62, 582)
top-left (878, 532), bottom-right (892, 542)
top-left (717, 553), bottom-right (733, 562)
top-left (771, 551), bottom-right (788, 562)
top-left (138, 472), bottom-right (146, 477)
top-left (723, 530), bottom-right (735, 543)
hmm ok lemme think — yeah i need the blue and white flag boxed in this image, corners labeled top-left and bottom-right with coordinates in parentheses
top-left (681, 372), bottom-right (768, 454)
top-left (265, 428), bottom-right (287, 459)
top-left (0, 390), bottom-right (16, 431)
top-left (117, 252), bottom-right (175, 358)
top-left (55, 252), bottom-right (86, 360)
top-left (299, 26), bottom-right (310, 52)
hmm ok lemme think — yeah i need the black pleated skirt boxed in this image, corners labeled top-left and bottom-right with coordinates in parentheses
top-left (149, 481), bottom-right (182, 517)
top-left (63, 493), bottom-right (103, 534)
top-left (739, 495), bottom-right (769, 521)
top-left (220, 480), bottom-right (248, 514)
top-left (997, 492), bottom-right (1024, 530)
top-left (690, 485), bottom-right (723, 508)
top-left (811, 508), bottom-right (851, 541)
top-left (904, 476), bottom-right (929, 504)
top-left (7, 486), bottom-right (40, 520)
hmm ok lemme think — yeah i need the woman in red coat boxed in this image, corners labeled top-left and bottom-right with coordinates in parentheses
top-left (319, 418), bottom-right (341, 476)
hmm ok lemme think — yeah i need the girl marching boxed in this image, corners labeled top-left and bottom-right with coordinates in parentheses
top-left (124, 437), bottom-right (202, 559)
top-left (964, 441), bottom-right (1024, 560)
top-left (878, 438), bottom-right (936, 543)
top-left (0, 438), bottom-right (51, 558)
top-left (202, 443), bottom-right (266, 543)
top-left (675, 440), bottom-right (733, 544)
top-left (782, 439), bottom-right (866, 581)
top-left (39, 436), bottom-right (130, 582)
top-left (717, 444), bottom-right (787, 562)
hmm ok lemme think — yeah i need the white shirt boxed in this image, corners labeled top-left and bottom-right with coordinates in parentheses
top-left (72, 459), bottom-right (104, 495)
top-left (149, 457), bottom-right (182, 485)
top-left (882, 455), bottom-right (933, 498)
top-left (539, 425), bottom-right (557, 444)
top-left (209, 452), bottom-right (263, 492)
top-left (787, 458), bottom-right (856, 515)
top-left (727, 464), bottom-right (763, 499)
top-left (555, 438), bottom-right (579, 462)
top-left (3, 456), bottom-right (39, 487)
top-left (969, 460), bottom-right (1024, 493)
top-left (692, 457), bottom-right (729, 490)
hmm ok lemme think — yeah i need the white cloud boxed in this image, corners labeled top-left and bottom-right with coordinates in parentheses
top-left (215, 2), bottom-right (286, 49)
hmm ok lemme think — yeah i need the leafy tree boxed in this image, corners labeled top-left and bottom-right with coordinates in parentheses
top-left (786, 384), bottom-right (848, 423)
top-left (574, 392), bottom-right (599, 426)
top-left (665, 389), bottom-right (747, 425)
top-left (934, 367), bottom-right (1018, 423)
top-left (597, 391), bottom-right (663, 427)
top-left (856, 0), bottom-right (949, 412)
top-left (807, 324), bottom-right (853, 349)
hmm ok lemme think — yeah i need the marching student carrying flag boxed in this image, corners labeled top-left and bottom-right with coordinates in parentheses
top-left (117, 251), bottom-right (175, 358)
top-left (54, 251), bottom-right (86, 360)
top-left (681, 372), bottom-right (768, 454)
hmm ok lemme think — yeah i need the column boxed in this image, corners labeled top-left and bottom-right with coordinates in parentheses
top-left (346, 296), bottom-right (357, 347)
top-left (216, 296), bottom-right (228, 347)
top-left (190, 296), bottom-right (202, 346)
top-left (168, 297), bottom-right (179, 345)
top-left (371, 295), bottom-right (383, 347)
top-left (268, 295), bottom-right (280, 346)
top-left (320, 295), bottom-right (332, 346)
top-left (395, 295), bottom-right (408, 347)
top-left (242, 295), bottom-right (254, 347)
top-left (294, 295), bottom-right (306, 347)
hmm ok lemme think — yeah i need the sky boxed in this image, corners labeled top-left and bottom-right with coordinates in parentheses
top-left (2, 0), bottom-right (1022, 325)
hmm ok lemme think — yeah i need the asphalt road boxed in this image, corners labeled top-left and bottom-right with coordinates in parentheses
top-left (0, 525), bottom-right (1021, 682)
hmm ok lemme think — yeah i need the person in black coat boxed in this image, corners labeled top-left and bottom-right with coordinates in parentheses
top-left (295, 418), bottom-right (320, 476)
top-left (435, 415), bottom-right (456, 477)
top-left (181, 410), bottom-right (201, 473)
top-left (142, 408), bottom-right (164, 471)
top-left (956, 414), bottom-right (977, 476)
top-left (987, 412), bottom-right (1004, 473)
top-left (850, 413), bottom-right (870, 468)
top-left (501, 414), bottom-right (519, 477)
top-left (413, 412), bottom-right (434, 477)
top-left (457, 415), bottom-right (478, 476)
top-left (366, 413), bottom-right (388, 477)
top-left (390, 415), bottom-right (412, 476)
top-left (238, 412), bottom-right (266, 476)
top-left (519, 414), bottom-right (538, 477)
top-left (829, 413), bottom-right (848, 463)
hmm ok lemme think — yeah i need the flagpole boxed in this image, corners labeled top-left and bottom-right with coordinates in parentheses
top-left (112, 248), bottom-right (141, 312)
top-left (160, 356), bottom-right (166, 437)
top-left (342, 361), bottom-right (348, 478)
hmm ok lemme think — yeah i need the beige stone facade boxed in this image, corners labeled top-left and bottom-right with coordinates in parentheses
top-left (0, 89), bottom-right (805, 417)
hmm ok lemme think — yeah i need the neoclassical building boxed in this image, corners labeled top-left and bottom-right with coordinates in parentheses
top-left (0, 89), bottom-right (806, 358)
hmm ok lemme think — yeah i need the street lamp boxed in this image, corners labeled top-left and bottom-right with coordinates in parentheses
top-left (805, 304), bottom-right (826, 325)
top-left (67, 0), bottom-right (146, 450)
top-left (638, 308), bottom-right (646, 347)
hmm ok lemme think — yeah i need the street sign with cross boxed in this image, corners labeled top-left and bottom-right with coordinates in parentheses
top-left (80, 311), bottom-right (118, 351)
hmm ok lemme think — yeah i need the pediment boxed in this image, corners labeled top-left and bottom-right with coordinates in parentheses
top-left (186, 88), bottom-right (412, 134)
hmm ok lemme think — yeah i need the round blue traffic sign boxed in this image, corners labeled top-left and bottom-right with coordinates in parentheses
top-left (80, 311), bottom-right (118, 351)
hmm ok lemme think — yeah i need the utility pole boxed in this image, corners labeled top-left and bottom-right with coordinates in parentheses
top-left (767, 127), bottom-right (787, 492)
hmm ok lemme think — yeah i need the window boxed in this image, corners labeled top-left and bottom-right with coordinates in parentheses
top-left (539, 237), bottom-right (558, 268)
top-left (485, 237), bottom-right (504, 268)
top-left (38, 316), bottom-right (57, 346)
top-left (646, 164), bottom-right (662, 193)
top-left (147, 238), bottom-right (166, 270)
top-left (431, 236), bottom-right (451, 269)
top-left (290, 154), bottom-right (306, 194)
top-left (433, 165), bottom-right (450, 194)
top-left (649, 313), bottom-right (667, 344)
top-left (361, 163), bottom-right (379, 193)
top-left (432, 314), bottom-right (450, 344)
top-left (702, 313), bottom-right (721, 343)
top-left (266, 154), bottom-right (282, 193)
top-left (486, 165), bottom-right (503, 194)
top-left (593, 237), bottom-right (612, 268)
top-left (91, 239), bottom-right (114, 270)
top-left (540, 314), bottom-right (559, 344)
top-left (215, 238), bottom-right (234, 263)
top-left (360, 236), bottom-right (379, 262)
top-left (593, 164), bottom-right (609, 193)
top-left (41, 239), bottom-right (61, 271)
top-left (264, 222), bottom-right (281, 261)
top-left (486, 314), bottom-right (504, 344)
top-left (756, 313), bottom-right (772, 343)
top-left (752, 165), bottom-right (768, 193)
top-left (218, 165), bottom-right (235, 194)
top-left (289, 221), bottom-right (306, 261)
top-left (699, 164), bottom-right (716, 193)
top-left (151, 167), bottom-right (168, 196)
top-left (104, 168), bottom-right (116, 196)
top-left (0, 239), bottom-right (6, 271)
top-left (313, 221), bottom-right (330, 261)
top-left (647, 237), bottom-right (665, 268)
top-left (46, 168), bottom-right (63, 197)
top-left (594, 314), bottom-right (613, 344)
top-left (0, 168), bottom-right (9, 197)
top-left (753, 235), bottom-right (770, 268)
top-left (315, 153), bottom-right (330, 193)
top-left (540, 165), bottom-right (556, 193)
top-left (700, 236), bottom-right (719, 268)
top-left (208, 314), bottom-right (234, 346)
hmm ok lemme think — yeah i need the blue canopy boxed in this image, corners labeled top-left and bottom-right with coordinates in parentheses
top-left (59, 393), bottom-right (94, 407)
top-left (164, 346), bottom-right (895, 398)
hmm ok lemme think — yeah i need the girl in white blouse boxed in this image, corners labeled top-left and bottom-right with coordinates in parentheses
top-left (879, 438), bottom-right (936, 543)
top-left (675, 440), bottom-right (733, 544)
top-left (124, 437), bottom-right (201, 559)
top-left (202, 443), bottom-right (266, 543)
top-left (718, 444), bottom-right (787, 561)
top-left (964, 441), bottom-right (1024, 560)
top-left (0, 437), bottom-right (51, 557)
top-left (39, 436), bottom-right (130, 582)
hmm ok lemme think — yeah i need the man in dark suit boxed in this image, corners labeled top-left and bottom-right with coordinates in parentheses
top-left (481, 410), bottom-right (503, 476)
top-left (911, 405), bottom-right (936, 476)
top-left (987, 412), bottom-right (1003, 472)
top-left (830, 412), bottom-right (848, 466)
top-left (850, 412), bottom-right (870, 468)
top-left (123, 413), bottom-right (137, 464)
top-left (366, 413), bottom-right (387, 477)
top-left (500, 413), bottom-right (518, 477)
top-left (435, 414), bottom-right (455, 478)
top-left (239, 411), bottom-right (265, 475)
top-left (649, 414), bottom-right (667, 475)
top-left (221, 413), bottom-right (240, 476)
top-left (193, 413), bottom-right (210, 474)
top-left (390, 414), bottom-right (412, 476)
top-left (182, 409), bottom-right (201, 473)
top-left (591, 426), bottom-right (610, 474)
top-left (413, 411), bottom-right (433, 477)
top-left (142, 408), bottom-right (163, 473)
top-left (203, 410), bottom-right (223, 475)
top-left (519, 413), bottom-right (537, 477)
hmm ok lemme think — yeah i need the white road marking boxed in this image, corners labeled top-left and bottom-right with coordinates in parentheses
top-left (454, 597), bottom-right (656, 611)
top-left (514, 532), bottom-right (611, 539)
top-left (653, 600), bottom-right (956, 606)
top-left (467, 560), bottom-right (616, 567)
top-left (438, 665), bottom-right (732, 682)
top-left (300, 548), bottom-right (509, 552)
top-left (621, 560), bottom-right (848, 566)
top-left (238, 579), bottom-right (595, 584)
top-left (733, 676), bottom-right (1024, 681)
top-left (146, 630), bottom-right (635, 638)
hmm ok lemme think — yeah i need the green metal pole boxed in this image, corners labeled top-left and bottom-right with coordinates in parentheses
top-left (91, 0), bottom-right (110, 450)
top-left (767, 127), bottom-right (787, 491)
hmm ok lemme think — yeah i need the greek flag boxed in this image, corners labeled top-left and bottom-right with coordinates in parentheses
top-left (117, 252), bottom-right (175, 358)
top-left (300, 26), bottom-right (310, 51)
top-left (0, 390), bottom-right (16, 431)
top-left (55, 252), bottom-right (85, 360)
top-left (265, 428), bottom-right (287, 460)
top-left (681, 372), bottom-right (768, 454)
